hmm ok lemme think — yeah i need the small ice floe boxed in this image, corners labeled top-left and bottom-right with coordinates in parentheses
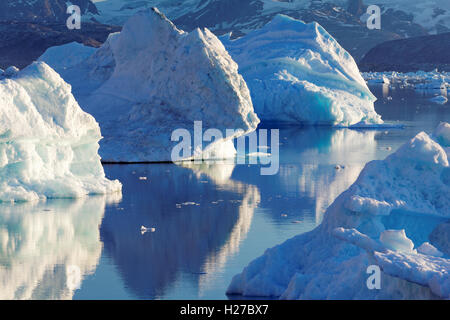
top-left (430, 95), bottom-right (448, 105)
top-left (417, 242), bottom-right (444, 257)
top-left (139, 176), bottom-right (148, 180)
top-left (141, 225), bottom-right (156, 235)
top-left (181, 202), bottom-right (200, 206)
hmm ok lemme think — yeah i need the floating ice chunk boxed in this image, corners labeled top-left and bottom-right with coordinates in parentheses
top-left (430, 95), bottom-right (448, 104)
top-left (141, 226), bottom-right (156, 234)
top-left (39, 8), bottom-right (259, 162)
top-left (228, 123), bottom-right (450, 299)
top-left (417, 242), bottom-right (444, 257)
top-left (380, 230), bottom-right (415, 253)
top-left (0, 62), bottom-right (122, 202)
top-left (221, 15), bottom-right (382, 126)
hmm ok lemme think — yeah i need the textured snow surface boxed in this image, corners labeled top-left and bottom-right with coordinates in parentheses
top-left (0, 62), bottom-right (122, 202)
top-left (221, 15), bottom-right (382, 126)
top-left (40, 8), bottom-right (259, 162)
top-left (227, 123), bottom-right (450, 299)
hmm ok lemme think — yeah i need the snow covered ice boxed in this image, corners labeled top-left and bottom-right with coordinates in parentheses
top-left (39, 8), bottom-right (259, 162)
top-left (0, 62), bottom-right (122, 202)
top-left (227, 122), bottom-right (450, 299)
top-left (221, 15), bottom-right (383, 126)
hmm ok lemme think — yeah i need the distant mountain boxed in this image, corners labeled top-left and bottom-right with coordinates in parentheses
top-left (0, 0), bottom-right (99, 24)
top-left (93, 0), bottom-right (450, 35)
top-left (93, 0), bottom-right (442, 61)
top-left (0, 21), bottom-right (120, 69)
top-left (0, 1), bottom-right (117, 69)
top-left (359, 32), bottom-right (450, 72)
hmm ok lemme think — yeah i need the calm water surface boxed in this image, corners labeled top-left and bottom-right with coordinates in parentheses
top-left (0, 85), bottom-right (449, 299)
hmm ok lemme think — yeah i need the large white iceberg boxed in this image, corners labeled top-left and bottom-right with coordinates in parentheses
top-left (227, 122), bottom-right (450, 299)
top-left (39, 8), bottom-right (259, 162)
top-left (0, 62), bottom-right (122, 202)
top-left (221, 15), bottom-right (382, 126)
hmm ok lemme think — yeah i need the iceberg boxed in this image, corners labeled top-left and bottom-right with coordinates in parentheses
top-left (227, 123), bottom-right (450, 299)
top-left (0, 62), bottom-right (122, 202)
top-left (220, 15), bottom-right (382, 126)
top-left (39, 8), bottom-right (259, 162)
top-left (38, 42), bottom-right (97, 71)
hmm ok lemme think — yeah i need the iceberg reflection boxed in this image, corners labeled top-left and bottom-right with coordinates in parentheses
top-left (234, 127), bottom-right (380, 223)
top-left (0, 194), bottom-right (121, 299)
top-left (100, 163), bottom-right (260, 299)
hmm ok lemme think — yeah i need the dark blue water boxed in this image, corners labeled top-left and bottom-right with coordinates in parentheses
top-left (0, 84), bottom-right (449, 299)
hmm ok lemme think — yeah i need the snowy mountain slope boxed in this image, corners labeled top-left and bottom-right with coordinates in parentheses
top-left (93, 0), bottom-right (203, 25)
top-left (92, 0), bottom-right (442, 60)
top-left (227, 122), bottom-right (450, 299)
top-left (0, 0), bottom-right (118, 69)
top-left (0, 62), bottom-right (122, 202)
top-left (40, 8), bottom-right (259, 162)
top-left (221, 14), bottom-right (382, 125)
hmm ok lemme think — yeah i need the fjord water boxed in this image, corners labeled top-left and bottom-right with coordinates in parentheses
top-left (0, 85), bottom-right (448, 299)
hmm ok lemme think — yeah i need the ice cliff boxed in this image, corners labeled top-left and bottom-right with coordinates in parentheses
top-left (227, 122), bottom-right (450, 299)
top-left (39, 8), bottom-right (259, 162)
top-left (221, 15), bottom-right (382, 126)
top-left (0, 62), bottom-right (122, 202)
